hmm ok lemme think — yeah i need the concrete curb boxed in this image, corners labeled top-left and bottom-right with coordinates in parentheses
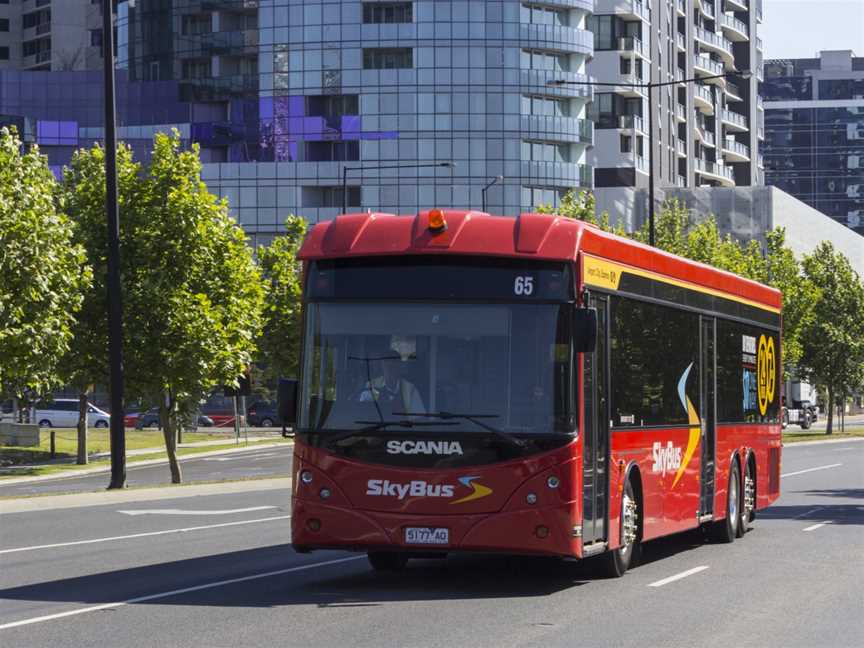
top-left (0, 441), bottom-right (292, 486)
top-left (0, 477), bottom-right (292, 514)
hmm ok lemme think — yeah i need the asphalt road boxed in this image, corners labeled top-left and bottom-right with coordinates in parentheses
top-left (0, 440), bottom-right (862, 648)
top-left (0, 445), bottom-right (293, 498)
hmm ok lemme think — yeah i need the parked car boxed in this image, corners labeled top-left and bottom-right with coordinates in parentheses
top-left (135, 408), bottom-right (214, 430)
top-left (34, 399), bottom-right (110, 428)
top-left (246, 400), bottom-right (281, 427)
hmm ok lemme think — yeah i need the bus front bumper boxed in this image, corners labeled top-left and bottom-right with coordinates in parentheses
top-left (291, 499), bottom-right (580, 558)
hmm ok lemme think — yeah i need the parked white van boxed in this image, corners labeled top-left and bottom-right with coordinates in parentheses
top-left (35, 399), bottom-right (110, 428)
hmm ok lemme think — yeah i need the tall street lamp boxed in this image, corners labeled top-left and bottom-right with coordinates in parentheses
top-left (342, 162), bottom-right (456, 215)
top-left (482, 175), bottom-right (503, 213)
top-left (548, 70), bottom-right (751, 247)
top-left (102, 0), bottom-right (126, 489)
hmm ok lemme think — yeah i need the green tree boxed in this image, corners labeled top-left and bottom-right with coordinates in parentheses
top-left (535, 189), bottom-right (626, 235)
top-left (798, 242), bottom-right (864, 434)
top-left (59, 143), bottom-right (140, 463)
top-left (257, 215), bottom-right (308, 388)
top-left (123, 132), bottom-right (265, 481)
top-left (0, 127), bottom-right (91, 412)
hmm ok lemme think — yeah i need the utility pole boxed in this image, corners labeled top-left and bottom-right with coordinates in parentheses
top-left (103, 0), bottom-right (126, 489)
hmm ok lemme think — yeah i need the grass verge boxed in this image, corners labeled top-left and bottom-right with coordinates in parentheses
top-left (782, 426), bottom-right (864, 443)
top-left (0, 437), bottom-right (290, 479)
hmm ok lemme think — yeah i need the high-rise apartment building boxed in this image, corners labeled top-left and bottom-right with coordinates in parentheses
top-left (0, 0), bottom-right (107, 72)
top-left (762, 50), bottom-right (864, 236)
top-left (588, 0), bottom-right (764, 228)
top-left (112, 0), bottom-right (597, 235)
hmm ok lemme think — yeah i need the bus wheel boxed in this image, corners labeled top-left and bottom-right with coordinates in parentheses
top-left (601, 477), bottom-right (640, 578)
top-left (739, 459), bottom-right (756, 537)
top-left (712, 462), bottom-right (740, 543)
top-left (367, 551), bottom-right (408, 572)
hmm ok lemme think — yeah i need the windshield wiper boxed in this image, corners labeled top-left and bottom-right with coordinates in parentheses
top-left (393, 411), bottom-right (525, 448)
top-left (324, 420), bottom-right (458, 445)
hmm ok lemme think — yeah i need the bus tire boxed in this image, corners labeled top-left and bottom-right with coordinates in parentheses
top-left (712, 461), bottom-right (740, 543)
top-left (601, 476), bottom-right (640, 577)
top-left (367, 551), bottom-right (408, 572)
top-left (739, 457), bottom-right (756, 537)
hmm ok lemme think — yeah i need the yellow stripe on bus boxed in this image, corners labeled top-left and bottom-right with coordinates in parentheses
top-left (582, 255), bottom-right (780, 314)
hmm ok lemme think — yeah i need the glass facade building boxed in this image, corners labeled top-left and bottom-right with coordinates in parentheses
top-left (110, 0), bottom-right (594, 242)
top-left (762, 50), bottom-right (864, 236)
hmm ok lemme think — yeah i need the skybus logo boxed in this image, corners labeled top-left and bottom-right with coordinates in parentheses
top-left (365, 475), bottom-right (492, 503)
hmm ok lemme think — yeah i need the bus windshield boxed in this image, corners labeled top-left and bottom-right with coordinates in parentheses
top-left (299, 302), bottom-right (574, 436)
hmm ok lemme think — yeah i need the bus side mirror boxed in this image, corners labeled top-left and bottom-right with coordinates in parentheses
top-left (574, 308), bottom-right (597, 353)
top-left (277, 378), bottom-right (298, 433)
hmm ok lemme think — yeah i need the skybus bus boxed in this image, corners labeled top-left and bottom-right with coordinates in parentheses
top-left (279, 209), bottom-right (782, 576)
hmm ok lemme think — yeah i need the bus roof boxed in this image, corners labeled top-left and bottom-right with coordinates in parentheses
top-left (298, 210), bottom-right (782, 311)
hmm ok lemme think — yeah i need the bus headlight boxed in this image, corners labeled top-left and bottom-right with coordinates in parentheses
top-left (319, 488), bottom-right (331, 500)
top-left (546, 475), bottom-right (560, 489)
top-left (300, 470), bottom-right (313, 484)
top-left (526, 492), bottom-right (537, 505)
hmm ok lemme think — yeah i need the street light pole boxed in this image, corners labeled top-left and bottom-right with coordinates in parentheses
top-left (647, 82), bottom-right (655, 247)
top-left (547, 70), bottom-right (750, 247)
top-left (341, 162), bottom-right (456, 215)
top-left (481, 175), bottom-right (503, 213)
top-left (102, 0), bottom-right (126, 489)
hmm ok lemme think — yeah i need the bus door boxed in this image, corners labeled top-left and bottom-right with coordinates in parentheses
top-left (699, 316), bottom-right (716, 518)
top-left (582, 295), bottom-right (609, 546)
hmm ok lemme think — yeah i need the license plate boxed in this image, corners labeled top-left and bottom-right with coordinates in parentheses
top-left (405, 527), bottom-right (449, 545)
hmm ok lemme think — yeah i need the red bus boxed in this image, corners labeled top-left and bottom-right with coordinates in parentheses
top-left (281, 209), bottom-right (782, 576)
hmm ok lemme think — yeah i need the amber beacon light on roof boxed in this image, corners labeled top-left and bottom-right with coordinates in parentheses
top-left (427, 209), bottom-right (448, 234)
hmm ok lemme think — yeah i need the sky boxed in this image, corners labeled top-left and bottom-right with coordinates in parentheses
top-left (761, 0), bottom-right (864, 59)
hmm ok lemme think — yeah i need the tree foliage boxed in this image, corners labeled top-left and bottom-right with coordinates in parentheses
top-left (798, 242), bottom-right (864, 434)
top-left (0, 127), bottom-right (91, 402)
top-left (121, 132), bottom-right (266, 481)
top-left (59, 143), bottom-right (140, 463)
top-left (257, 215), bottom-right (308, 387)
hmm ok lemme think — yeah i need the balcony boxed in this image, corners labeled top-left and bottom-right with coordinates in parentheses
top-left (618, 114), bottom-right (646, 133)
top-left (675, 174), bottom-right (687, 187)
top-left (757, 125), bottom-right (765, 140)
top-left (521, 115), bottom-right (594, 144)
top-left (521, 161), bottom-right (594, 187)
top-left (524, 70), bottom-right (594, 100)
top-left (675, 103), bottom-right (687, 122)
top-left (518, 23), bottom-right (594, 55)
top-left (725, 0), bottom-right (748, 10)
top-left (756, 36), bottom-right (763, 51)
top-left (695, 158), bottom-right (735, 185)
top-left (721, 109), bottom-right (749, 131)
top-left (722, 138), bottom-right (751, 162)
top-left (694, 26), bottom-right (734, 60)
top-left (757, 95), bottom-right (763, 110)
top-left (677, 0), bottom-right (686, 16)
top-left (757, 0), bottom-right (763, 22)
top-left (618, 37), bottom-right (648, 58)
top-left (634, 155), bottom-right (649, 174)
top-left (698, 0), bottom-right (715, 19)
top-left (676, 32), bottom-right (686, 51)
top-left (694, 55), bottom-right (724, 77)
top-left (725, 81), bottom-right (743, 101)
top-left (694, 84), bottom-right (715, 113)
top-left (758, 153), bottom-right (764, 168)
top-left (676, 139), bottom-right (687, 157)
top-left (615, 0), bottom-right (652, 21)
top-left (610, 73), bottom-right (648, 98)
top-left (720, 14), bottom-right (749, 41)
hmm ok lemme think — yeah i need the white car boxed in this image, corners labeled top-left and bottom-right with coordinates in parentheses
top-left (35, 399), bottom-right (110, 428)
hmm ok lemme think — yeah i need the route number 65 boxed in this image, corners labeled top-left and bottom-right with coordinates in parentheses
top-left (514, 276), bottom-right (534, 296)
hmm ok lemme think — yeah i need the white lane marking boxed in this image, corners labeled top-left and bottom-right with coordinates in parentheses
top-left (781, 463), bottom-right (842, 478)
top-left (803, 521), bottom-right (831, 532)
top-left (117, 506), bottom-right (277, 516)
top-left (0, 515), bottom-right (290, 555)
top-left (648, 565), bottom-right (710, 588)
top-left (0, 555), bottom-right (363, 631)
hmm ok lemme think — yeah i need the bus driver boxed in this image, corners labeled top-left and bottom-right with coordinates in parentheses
top-left (357, 336), bottom-right (426, 415)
